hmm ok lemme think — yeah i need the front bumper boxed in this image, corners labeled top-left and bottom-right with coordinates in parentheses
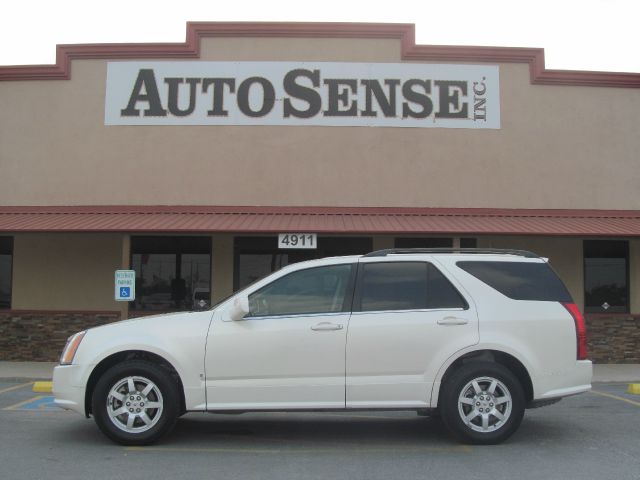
top-left (52, 364), bottom-right (87, 416)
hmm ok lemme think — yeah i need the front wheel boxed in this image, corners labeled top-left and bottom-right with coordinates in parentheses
top-left (440, 362), bottom-right (525, 445)
top-left (92, 360), bottom-right (180, 445)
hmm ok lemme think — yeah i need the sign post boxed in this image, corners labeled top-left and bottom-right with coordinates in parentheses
top-left (115, 270), bottom-right (136, 302)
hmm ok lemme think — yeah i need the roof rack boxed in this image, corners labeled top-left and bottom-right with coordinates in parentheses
top-left (363, 248), bottom-right (539, 258)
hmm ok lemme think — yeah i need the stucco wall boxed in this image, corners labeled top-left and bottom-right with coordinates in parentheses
top-left (1, 37), bottom-right (639, 209)
top-left (212, 234), bottom-right (234, 302)
top-left (11, 234), bottom-right (124, 310)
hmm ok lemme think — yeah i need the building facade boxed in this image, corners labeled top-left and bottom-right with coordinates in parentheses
top-left (0, 23), bottom-right (639, 362)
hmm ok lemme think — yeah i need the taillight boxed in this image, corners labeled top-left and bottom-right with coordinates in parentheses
top-left (562, 302), bottom-right (588, 360)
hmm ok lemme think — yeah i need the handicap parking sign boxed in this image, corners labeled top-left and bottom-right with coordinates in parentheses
top-left (115, 270), bottom-right (135, 301)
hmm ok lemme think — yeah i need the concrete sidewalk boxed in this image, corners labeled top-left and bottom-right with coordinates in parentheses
top-left (0, 362), bottom-right (58, 380)
top-left (0, 361), bottom-right (639, 382)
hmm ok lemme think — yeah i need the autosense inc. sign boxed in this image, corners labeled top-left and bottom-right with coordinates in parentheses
top-left (105, 61), bottom-right (500, 129)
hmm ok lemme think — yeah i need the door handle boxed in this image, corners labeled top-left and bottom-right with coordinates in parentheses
top-left (437, 316), bottom-right (469, 326)
top-left (311, 322), bottom-right (344, 331)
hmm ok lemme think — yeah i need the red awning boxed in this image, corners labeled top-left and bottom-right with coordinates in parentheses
top-left (0, 206), bottom-right (639, 236)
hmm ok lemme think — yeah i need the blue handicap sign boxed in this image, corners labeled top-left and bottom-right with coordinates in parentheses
top-left (120, 287), bottom-right (131, 298)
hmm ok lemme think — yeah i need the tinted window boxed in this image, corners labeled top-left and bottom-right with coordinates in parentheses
top-left (0, 237), bottom-right (12, 309)
top-left (584, 240), bottom-right (629, 313)
top-left (460, 238), bottom-right (478, 248)
top-left (395, 238), bottom-right (453, 248)
top-left (457, 261), bottom-right (572, 302)
top-left (426, 264), bottom-right (468, 308)
top-left (131, 236), bottom-right (211, 311)
top-left (358, 262), bottom-right (467, 312)
top-left (249, 264), bottom-right (353, 317)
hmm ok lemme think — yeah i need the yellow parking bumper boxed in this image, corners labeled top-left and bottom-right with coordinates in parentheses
top-left (32, 381), bottom-right (53, 393)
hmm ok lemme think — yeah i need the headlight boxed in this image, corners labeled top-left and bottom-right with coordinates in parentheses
top-left (59, 331), bottom-right (86, 365)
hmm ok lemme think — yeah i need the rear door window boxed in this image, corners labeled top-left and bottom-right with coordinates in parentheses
top-left (356, 262), bottom-right (467, 312)
top-left (456, 261), bottom-right (572, 302)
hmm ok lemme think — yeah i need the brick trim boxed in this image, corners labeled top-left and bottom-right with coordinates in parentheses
top-left (1, 22), bottom-right (639, 87)
top-left (585, 313), bottom-right (640, 363)
top-left (0, 311), bottom-right (122, 361)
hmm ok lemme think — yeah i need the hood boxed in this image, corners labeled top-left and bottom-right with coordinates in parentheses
top-left (85, 310), bottom-right (213, 336)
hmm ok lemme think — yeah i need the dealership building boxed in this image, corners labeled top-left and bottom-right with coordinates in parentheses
top-left (0, 22), bottom-right (639, 363)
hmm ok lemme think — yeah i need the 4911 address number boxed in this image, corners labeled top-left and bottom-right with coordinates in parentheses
top-left (278, 233), bottom-right (317, 249)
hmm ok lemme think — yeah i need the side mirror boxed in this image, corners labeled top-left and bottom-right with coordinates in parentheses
top-left (228, 295), bottom-right (250, 321)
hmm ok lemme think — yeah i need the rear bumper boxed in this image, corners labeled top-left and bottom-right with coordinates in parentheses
top-left (534, 360), bottom-right (593, 400)
top-left (52, 364), bottom-right (87, 416)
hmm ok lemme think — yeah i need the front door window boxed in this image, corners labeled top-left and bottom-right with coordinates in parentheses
top-left (249, 264), bottom-right (354, 317)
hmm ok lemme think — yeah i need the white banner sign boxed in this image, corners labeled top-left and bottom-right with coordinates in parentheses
top-left (105, 61), bottom-right (500, 129)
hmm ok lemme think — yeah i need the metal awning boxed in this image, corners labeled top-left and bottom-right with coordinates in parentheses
top-left (0, 206), bottom-right (639, 236)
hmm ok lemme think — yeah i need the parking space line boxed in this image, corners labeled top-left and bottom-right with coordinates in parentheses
top-left (125, 445), bottom-right (472, 454)
top-left (0, 382), bottom-right (34, 395)
top-left (3, 395), bottom-right (45, 411)
top-left (590, 389), bottom-right (640, 407)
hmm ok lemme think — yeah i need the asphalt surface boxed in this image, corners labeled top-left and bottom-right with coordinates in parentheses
top-left (0, 381), bottom-right (639, 480)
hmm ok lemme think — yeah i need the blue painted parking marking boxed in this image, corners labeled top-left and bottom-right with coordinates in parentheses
top-left (4, 395), bottom-right (59, 411)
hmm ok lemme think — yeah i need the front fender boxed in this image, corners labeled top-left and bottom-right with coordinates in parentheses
top-left (72, 311), bottom-right (213, 411)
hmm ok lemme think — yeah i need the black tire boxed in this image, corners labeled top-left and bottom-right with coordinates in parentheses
top-left (439, 362), bottom-right (525, 445)
top-left (92, 360), bottom-right (180, 445)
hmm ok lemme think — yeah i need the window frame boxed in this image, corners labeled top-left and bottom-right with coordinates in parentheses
top-left (352, 260), bottom-right (469, 313)
top-left (245, 263), bottom-right (357, 319)
top-left (583, 239), bottom-right (630, 314)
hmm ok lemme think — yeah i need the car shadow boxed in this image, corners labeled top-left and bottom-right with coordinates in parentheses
top-left (50, 409), bottom-right (584, 448)
top-left (161, 412), bottom-right (457, 449)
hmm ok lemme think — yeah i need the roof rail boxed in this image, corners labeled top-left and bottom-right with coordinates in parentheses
top-left (362, 248), bottom-right (540, 258)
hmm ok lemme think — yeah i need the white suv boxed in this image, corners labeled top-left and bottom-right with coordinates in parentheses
top-left (53, 248), bottom-right (592, 445)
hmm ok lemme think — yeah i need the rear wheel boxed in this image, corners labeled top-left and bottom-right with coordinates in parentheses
top-left (92, 360), bottom-right (180, 445)
top-left (440, 362), bottom-right (525, 444)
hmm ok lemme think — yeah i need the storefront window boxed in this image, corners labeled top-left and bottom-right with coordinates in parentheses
top-left (395, 238), bottom-right (453, 248)
top-left (0, 237), bottom-right (12, 309)
top-left (234, 236), bottom-right (372, 290)
top-left (394, 237), bottom-right (478, 248)
top-left (131, 237), bottom-right (211, 311)
top-left (584, 240), bottom-right (629, 313)
top-left (460, 238), bottom-right (478, 248)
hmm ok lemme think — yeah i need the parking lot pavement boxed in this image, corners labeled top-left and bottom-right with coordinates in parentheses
top-left (0, 381), bottom-right (639, 480)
